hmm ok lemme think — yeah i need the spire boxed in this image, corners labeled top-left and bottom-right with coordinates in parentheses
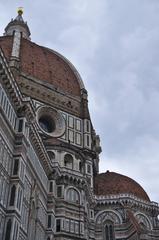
top-left (4, 8), bottom-right (31, 40)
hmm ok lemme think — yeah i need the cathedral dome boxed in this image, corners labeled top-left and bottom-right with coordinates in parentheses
top-left (0, 9), bottom-right (85, 98)
top-left (0, 36), bottom-right (84, 97)
top-left (94, 171), bottom-right (150, 201)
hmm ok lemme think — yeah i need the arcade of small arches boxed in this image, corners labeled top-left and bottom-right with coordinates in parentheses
top-left (47, 150), bottom-right (89, 174)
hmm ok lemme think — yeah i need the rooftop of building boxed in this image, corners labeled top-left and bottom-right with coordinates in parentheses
top-left (94, 171), bottom-right (150, 202)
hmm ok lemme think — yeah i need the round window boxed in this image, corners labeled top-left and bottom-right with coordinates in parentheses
top-left (37, 106), bottom-right (66, 137)
top-left (39, 115), bottom-right (55, 133)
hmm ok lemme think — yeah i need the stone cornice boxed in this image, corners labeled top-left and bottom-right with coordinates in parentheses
top-left (94, 194), bottom-right (159, 213)
top-left (18, 73), bottom-right (82, 117)
top-left (55, 170), bottom-right (95, 205)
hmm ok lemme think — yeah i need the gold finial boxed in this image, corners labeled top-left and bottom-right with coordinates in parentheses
top-left (17, 7), bottom-right (24, 16)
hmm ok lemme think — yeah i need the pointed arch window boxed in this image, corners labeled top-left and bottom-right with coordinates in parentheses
top-left (105, 221), bottom-right (115, 240)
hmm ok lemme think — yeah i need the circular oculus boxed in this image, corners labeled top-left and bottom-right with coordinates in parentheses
top-left (37, 106), bottom-right (66, 137)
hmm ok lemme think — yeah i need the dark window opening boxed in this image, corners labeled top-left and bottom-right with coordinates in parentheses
top-left (87, 164), bottom-right (91, 173)
top-left (13, 159), bottom-right (19, 175)
top-left (18, 119), bottom-right (23, 132)
top-left (49, 182), bottom-right (53, 192)
top-left (106, 225), bottom-right (109, 239)
top-left (17, 189), bottom-right (22, 210)
top-left (86, 121), bottom-right (89, 132)
top-left (39, 115), bottom-right (55, 133)
top-left (109, 225), bottom-right (113, 240)
top-left (105, 223), bottom-right (115, 240)
top-left (5, 219), bottom-right (12, 240)
top-left (57, 186), bottom-right (62, 198)
top-left (87, 135), bottom-right (90, 146)
top-left (56, 219), bottom-right (61, 232)
top-left (79, 161), bottom-right (82, 172)
top-left (10, 185), bottom-right (16, 206)
top-left (48, 215), bottom-right (52, 228)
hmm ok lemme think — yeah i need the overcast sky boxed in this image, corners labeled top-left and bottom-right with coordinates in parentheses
top-left (1, 0), bottom-right (159, 203)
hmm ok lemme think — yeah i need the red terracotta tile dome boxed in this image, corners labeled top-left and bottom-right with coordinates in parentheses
top-left (0, 36), bottom-right (84, 97)
top-left (94, 171), bottom-right (150, 201)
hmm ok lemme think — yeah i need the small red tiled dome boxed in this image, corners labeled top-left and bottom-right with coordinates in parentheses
top-left (94, 171), bottom-right (150, 202)
top-left (0, 36), bottom-right (84, 97)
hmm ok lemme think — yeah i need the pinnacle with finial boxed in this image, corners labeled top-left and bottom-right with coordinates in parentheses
top-left (4, 7), bottom-right (31, 40)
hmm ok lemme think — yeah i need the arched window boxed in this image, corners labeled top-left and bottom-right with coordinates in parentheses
top-left (105, 221), bottom-right (115, 240)
top-left (5, 219), bottom-right (12, 240)
top-left (9, 185), bottom-right (16, 206)
top-left (64, 154), bottom-right (73, 169)
top-left (66, 188), bottom-right (80, 204)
